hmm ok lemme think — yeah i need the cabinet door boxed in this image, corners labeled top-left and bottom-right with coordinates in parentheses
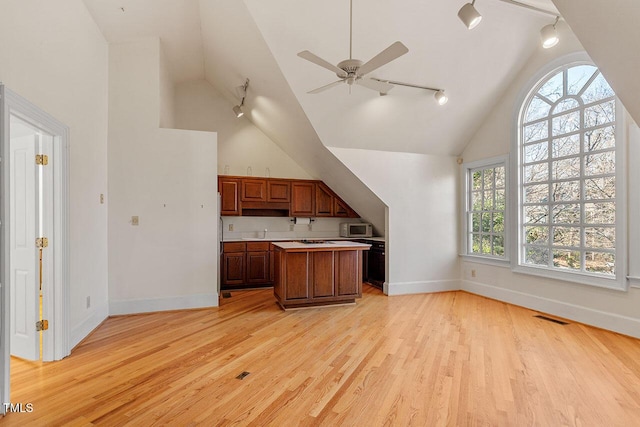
top-left (218, 178), bottom-right (241, 216)
top-left (290, 182), bottom-right (315, 216)
top-left (242, 179), bottom-right (267, 202)
top-left (315, 183), bottom-right (334, 217)
top-left (267, 180), bottom-right (290, 202)
top-left (222, 252), bottom-right (245, 285)
top-left (247, 251), bottom-right (270, 284)
top-left (285, 252), bottom-right (310, 300)
top-left (311, 251), bottom-right (335, 297)
top-left (335, 250), bottom-right (361, 297)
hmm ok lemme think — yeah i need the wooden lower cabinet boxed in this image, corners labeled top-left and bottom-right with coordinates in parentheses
top-left (222, 241), bottom-right (273, 290)
top-left (273, 246), bottom-right (364, 309)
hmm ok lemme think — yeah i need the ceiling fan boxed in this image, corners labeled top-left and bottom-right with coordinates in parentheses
top-left (297, 0), bottom-right (408, 95)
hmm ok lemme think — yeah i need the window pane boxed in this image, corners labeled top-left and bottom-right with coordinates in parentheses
top-left (482, 213), bottom-right (491, 232)
top-left (552, 203), bottom-right (580, 224)
top-left (567, 65), bottom-right (597, 95)
top-left (553, 98), bottom-right (579, 114)
top-left (525, 96), bottom-right (552, 122)
top-left (471, 191), bottom-right (482, 211)
top-left (552, 157), bottom-right (580, 180)
top-left (585, 126), bottom-right (615, 152)
top-left (495, 167), bottom-right (505, 188)
top-left (472, 213), bottom-right (481, 232)
top-left (581, 72), bottom-right (615, 104)
top-left (524, 163), bottom-right (548, 183)
top-left (537, 71), bottom-right (563, 102)
top-left (472, 170), bottom-right (482, 190)
top-left (552, 134), bottom-right (580, 158)
top-left (525, 205), bottom-right (548, 224)
top-left (493, 235), bottom-right (505, 256)
top-left (483, 191), bottom-right (494, 210)
top-left (585, 177), bottom-right (615, 200)
top-left (553, 226), bottom-right (581, 247)
top-left (492, 212), bottom-right (504, 233)
top-left (524, 121), bottom-right (549, 143)
top-left (552, 181), bottom-right (580, 202)
top-left (472, 234), bottom-right (481, 253)
top-left (585, 252), bottom-right (615, 274)
top-left (585, 227), bottom-right (615, 249)
top-left (525, 226), bottom-right (549, 245)
top-left (552, 111), bottom-right (580, 136)
top-left (525, 246), bottom-right (549, 266)
top-left (495, 189), bottom-right (505, 211)
top-left (553, 250), bottom-right (581, 270)
top-left (524, 141), bottom-right (548, 163)
top-left (525, 184), bottom-right (548, 203)
top-left (483, 168), bottom-right (494, 188)
top-left (585, 100), bottom-right (615, 128)
top-left (585, 202), bottom-right (615, 225)
top-left (585, 151), bottom-right (615, 176)
top-left (482, 235), bottom-right (491, 254)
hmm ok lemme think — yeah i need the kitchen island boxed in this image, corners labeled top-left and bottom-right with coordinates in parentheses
top-left (272, 241), bottom-right (370, 309)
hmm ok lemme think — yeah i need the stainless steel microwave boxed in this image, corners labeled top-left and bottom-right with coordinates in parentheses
top-left (340, 223), bottom-right (373, 238)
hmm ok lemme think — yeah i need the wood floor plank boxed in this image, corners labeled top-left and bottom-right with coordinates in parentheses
top-left (2, 286), bottom-right (640, 425)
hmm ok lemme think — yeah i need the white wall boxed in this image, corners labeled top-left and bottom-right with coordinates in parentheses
top-left (331, 148), bottom-right (460, 295)
top-left (159, 40), bottom-right (176, 129)
top-left (108, 39), bottom-right (218, 315)
top-left (0, 0), bottom-right (109, 348)
top-left (174, 80), bottom-right (312, 180)
top-left (459, 30), bottom-right (640, 338)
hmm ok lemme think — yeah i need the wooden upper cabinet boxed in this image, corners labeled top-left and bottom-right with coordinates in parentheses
top-left (267, 180), bottom-right (290, 202)
top-left (315, 183), bottom-right (334, 217)
top-left (218, 177), bottom-right (241, 216)
top-left (334, 198), bottom-right (358, 218)
top-left (291, 181), bottom-right (315, 216)
top-left (242, 179), bottom-right (267, 202)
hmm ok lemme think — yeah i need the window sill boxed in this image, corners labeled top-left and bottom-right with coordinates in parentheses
top-left (460, 254), bottom-right (511, 268)
top-left (513, 264), bottom-right (627, 291)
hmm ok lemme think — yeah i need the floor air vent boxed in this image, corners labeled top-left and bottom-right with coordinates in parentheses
top-left (535, 315), bottom-right (569, 325)
top-left (236, 371), bottom-right (250, 380)
top-left (222, 292), bottom-right (232, 298)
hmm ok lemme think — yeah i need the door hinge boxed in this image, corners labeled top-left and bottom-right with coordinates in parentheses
top-left (36, 237), bottom-right (49, 248)
top-left (36, 154), bottom-right (49, 165)
top-left (36, 319), bottom-right (49, 331)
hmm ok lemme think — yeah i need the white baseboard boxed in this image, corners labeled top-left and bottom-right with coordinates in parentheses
top-left (461, 280), bottom-right (640, 339)
top-left (109, 293), bottom-right (219, 316)
top-left (70, 302), bottom-right (109, 350)
top-left (387, 279), bottom-right (460, 296)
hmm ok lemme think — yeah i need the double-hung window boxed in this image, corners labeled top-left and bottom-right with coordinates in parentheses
top-left (516, 62), bottom-right (625, 289)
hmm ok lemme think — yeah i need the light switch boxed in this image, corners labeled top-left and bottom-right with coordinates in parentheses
top-left (131, 216), bottom-right (139, 226)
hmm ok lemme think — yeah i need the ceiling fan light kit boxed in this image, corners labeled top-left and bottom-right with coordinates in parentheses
top-left (459, 0), bottom-right (562, 49)
top-left (297, 0), bottom-right (446, 104)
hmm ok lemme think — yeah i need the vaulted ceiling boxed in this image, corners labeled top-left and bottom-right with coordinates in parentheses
top-left (83, 0), bottom-right (572, 157)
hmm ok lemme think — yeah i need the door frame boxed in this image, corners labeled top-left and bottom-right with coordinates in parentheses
top-left (1, 85), bottom-right (70, 412)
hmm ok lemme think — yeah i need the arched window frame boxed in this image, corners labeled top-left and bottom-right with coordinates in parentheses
top-left (511, 52), bottom-right (628, 291)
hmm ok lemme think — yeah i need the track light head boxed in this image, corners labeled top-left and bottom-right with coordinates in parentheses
top-left (540, 17), bottom-right (560, 48)
top-left (434, 90), bottom-right (448, 105)
top-left (458, 1), bottom-right (482, 30)
top-left (233, 105), bottom-right (244, 118)
top-left (232, 78), bottom-right (250, 118)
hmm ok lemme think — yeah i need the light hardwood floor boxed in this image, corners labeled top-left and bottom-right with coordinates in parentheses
top-left (4, 286), bottom-right (640, 425)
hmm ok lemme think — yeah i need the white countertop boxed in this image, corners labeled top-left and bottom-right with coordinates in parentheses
top-left (272, 240), bottom-right (371, 250)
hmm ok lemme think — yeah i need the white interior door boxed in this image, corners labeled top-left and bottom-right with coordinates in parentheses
top-left (9, 116), bottom-right (39, 361)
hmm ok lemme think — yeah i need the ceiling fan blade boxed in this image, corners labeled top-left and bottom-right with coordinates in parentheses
top-left (307, 79), bottom-right (345, 94)
top-left (357, 41), bottom-right (409, 76)
top-left (356, 77), bottom-right (394, 93)
top-left (298, 51), bottom-right (348, 78)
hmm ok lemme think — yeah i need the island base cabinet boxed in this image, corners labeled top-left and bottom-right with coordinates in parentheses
top-left (274, 247), bottom-right (363, 309)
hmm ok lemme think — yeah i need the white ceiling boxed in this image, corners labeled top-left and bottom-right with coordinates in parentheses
top-left (83, 0), bottom-right (563, 156)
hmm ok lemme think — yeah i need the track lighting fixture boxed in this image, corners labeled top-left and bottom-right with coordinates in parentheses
top-left (459, 0), bottom-right (562, 49)
top-left (458, 0), bottom-right (482, 30)
top-left (371, 78), bottom-right (448, 105)
top-left (540, 16), bottom-right (560, 49)
top-left (232, 78), bottom-right (250, 118)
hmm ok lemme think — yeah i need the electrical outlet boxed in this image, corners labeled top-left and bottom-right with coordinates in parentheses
top-left (228, 223), bottom-right (234, 231)
top-left (100, 193), bottom-right (104, 204)
top-left (86, 296), bottom-right (91, 308)
top-left (471, 269), bottom-right (476, 278)
top-left (131, 216), bottom-right (139, 226)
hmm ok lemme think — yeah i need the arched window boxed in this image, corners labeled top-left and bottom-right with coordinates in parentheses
top-left (517, 61), bottom-right (625, 289)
